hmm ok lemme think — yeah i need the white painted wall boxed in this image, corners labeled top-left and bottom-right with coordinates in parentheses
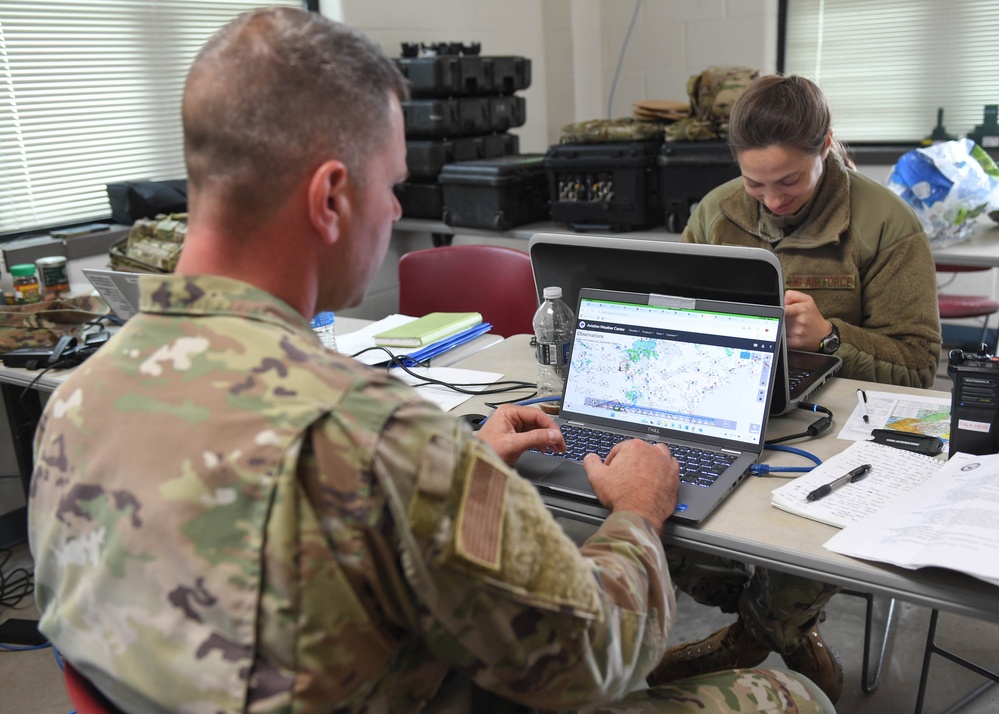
top-left (321, 0), bottom-right (992, 338)
top-left (321, 0), bottom-right (777, 150)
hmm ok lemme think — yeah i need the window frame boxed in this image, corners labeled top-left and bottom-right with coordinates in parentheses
top-left (777, 0), bottom-right (999, 165)
top-left (0, 1), bottom-right (308, 242)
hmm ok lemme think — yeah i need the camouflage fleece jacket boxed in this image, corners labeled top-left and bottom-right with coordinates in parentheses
top-left (28, 275), bottom-right (674, 713)
top-left (683, 152), bottom-right (942, 388)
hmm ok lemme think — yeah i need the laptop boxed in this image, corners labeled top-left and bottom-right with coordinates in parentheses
top-left (528, 232), bottom-right (841, 415)
top-left (515, 288), bottom-right (784, 524)
top-left (81, 268), bottom-right (143, 321)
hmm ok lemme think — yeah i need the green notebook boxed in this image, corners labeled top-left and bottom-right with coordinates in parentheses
top-left (374, 311), bottom-right (483, 348)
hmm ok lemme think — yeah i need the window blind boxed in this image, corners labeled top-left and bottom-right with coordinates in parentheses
top-left (783, 0), bottom-right (999, 143)
top-left (0, 0), bottom-right (303, 236)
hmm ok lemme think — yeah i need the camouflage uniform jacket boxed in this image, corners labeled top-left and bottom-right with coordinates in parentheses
top-left (683, 152), bottom-right (942, 387)
top-left (29, 275), bottom-right (675, 713)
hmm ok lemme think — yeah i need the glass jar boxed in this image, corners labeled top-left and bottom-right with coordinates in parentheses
top-left (11, 263), bottom-right (41, 304)
top-left (36, 255), bottom-right (70, 298)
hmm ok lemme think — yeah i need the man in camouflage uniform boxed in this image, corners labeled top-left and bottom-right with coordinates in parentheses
top-left (28, 9), bottom-right (833, 713)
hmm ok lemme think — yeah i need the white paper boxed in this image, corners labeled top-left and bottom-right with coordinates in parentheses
top-left (770, 440), bottom-right (944, 528)
top-left (825, 452), bottom-right (999, 588)
top-left (836, 389), bottom-right (951, 445)
top-left (336, 317), bottom-right (504, 410)
top-left (392, 366), bottom-right (504, 412)
top-left (335, 314), bottom-right (417, 365)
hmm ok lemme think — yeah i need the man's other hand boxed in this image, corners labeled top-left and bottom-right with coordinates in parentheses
top-left (584, 441), bottom-right (679, 532)
top-left (474, 404), bottom-right (566, 465)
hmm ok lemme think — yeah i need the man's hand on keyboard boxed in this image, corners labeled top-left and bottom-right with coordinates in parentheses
top-left (475, 404), bottom-right (567, 465)
top-left (583, 441), bottom-right (679, 532)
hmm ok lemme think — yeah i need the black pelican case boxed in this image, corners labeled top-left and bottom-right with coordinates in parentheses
top-left (406, 133), bottom-right (520, 179)
top-left (658, 140), bottom-right (741, 232)
top-left (395, 181), bottom-right (444, 220)
top-left (402, 96), bottom-right (526, 138)
top-left (395, 55), bottom-right (531, 97)
top-left (439, 154), bottom-right (548, 231)
top-left (544, 140), bottom-right (663, 232)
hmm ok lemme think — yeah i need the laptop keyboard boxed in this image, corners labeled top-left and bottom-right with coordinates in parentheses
top-left (788, 366), bottom-right (811, 392)
top-left (538, 424), bottom-right (737, 488)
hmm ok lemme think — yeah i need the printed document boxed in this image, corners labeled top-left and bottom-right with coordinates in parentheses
top-left (770, 440), bottom-right (944, 528)
top-left (389, 366), bottom-right (502, 412)
top-left (837, 389), bottom-right (950, 445)
top-left (825, 451), bottom-right (999, 588)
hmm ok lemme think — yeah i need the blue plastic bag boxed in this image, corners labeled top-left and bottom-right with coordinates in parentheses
top-left (886, 138), bottom-right (999, 247)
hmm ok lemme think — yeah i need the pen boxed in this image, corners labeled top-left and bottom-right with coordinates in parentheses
top-left (806, 463), bottom-right (872, 502)
top-left (856, 388), bottom-right (869, 424)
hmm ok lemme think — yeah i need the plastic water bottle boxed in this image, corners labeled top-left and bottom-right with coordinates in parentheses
top-left (311, 311), bottom-right (337, 351)
top-left (533, 286), bottom-right (575, 396)
top-left (0, 256), bottom-right (15, 305)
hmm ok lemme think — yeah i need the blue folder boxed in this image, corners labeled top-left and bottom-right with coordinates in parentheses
top-left (390, 322), bottom-right (493, 367)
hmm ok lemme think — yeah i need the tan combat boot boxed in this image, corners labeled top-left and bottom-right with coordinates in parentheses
top-left (647, 619), bottom-right (771, 687)
top-left (781, 626), bottom-right (844, 704)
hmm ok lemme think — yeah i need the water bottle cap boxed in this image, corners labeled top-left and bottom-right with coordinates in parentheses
top-left (310, 311), bottom-right (335, 328)
top-left (542, 286), bottom-right (562, 300)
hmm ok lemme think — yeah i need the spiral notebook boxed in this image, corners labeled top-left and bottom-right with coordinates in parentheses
top-left (770, 440), bottom-right (944, 528)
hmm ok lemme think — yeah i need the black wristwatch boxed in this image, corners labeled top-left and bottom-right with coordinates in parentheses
top-left (819, 323), bottom-right (840, 354)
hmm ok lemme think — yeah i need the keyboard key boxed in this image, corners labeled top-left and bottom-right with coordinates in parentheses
top-left (530, 426), bottom-right (734, 487)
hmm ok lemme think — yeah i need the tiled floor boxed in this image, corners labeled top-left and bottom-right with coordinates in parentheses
top-left (3, 345), bottom-right (995, 713)
top-left (557, 508), bottom-right (999, 714)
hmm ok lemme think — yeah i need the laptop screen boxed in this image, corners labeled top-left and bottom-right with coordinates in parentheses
top-left (81, 268), bottom-right (142, 321)
top-left (561, 293), bottom-right (781, 449)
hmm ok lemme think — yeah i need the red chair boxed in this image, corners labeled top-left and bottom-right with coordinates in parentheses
top-left (936, 264), bottom-right (999, 350)
top-left (63, 661), bottom-right (122, 714)
top-left (398, 244), bottom-right (538, 338)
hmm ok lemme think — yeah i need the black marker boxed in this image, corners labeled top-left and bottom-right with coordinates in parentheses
top-left (856, 388), bottom-right (869, 424)
top-left (806, 464), bottom-right (872, 502)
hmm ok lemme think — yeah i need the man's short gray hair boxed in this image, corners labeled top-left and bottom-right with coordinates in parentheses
top-left (183, 7), bottom-right (409, 217)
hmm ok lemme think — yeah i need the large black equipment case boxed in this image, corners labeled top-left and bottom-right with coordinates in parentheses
top-left (406, 133), bottom-right (520, 179)
top-left (545, 141), bottom-right (662, 232)
top-left (439, 154), bottom-right (549, 231)
top-left (395, 55), bottom-right (531, 97)
top-left (395, 181), bottom-right (444, 220)
top-left (658, 140), bottom-right (741, 232)
top-left (106, 179), bottom-right (187, 224)
top-left (402, 96), bottom-right (526, 138)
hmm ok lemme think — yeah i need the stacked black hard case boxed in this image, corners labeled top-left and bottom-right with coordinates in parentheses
top-left (545, 140), bottom-right (664, 232)
top-left (543, 138), bottom-right (742, 234)
top-left (394, 47), bottom-right (532, 223)
top-left (658, 140), bottom-right (741, 232)
top-left (438, 154), bottom-right (548, 231)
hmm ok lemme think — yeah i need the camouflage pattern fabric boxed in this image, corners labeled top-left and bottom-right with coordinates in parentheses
top-left (109, 213), bottom-right (188, 273)
top-left (29, 273), bottom-right (831, 713)
top-left (0, 295), bottom-right (109, 351)
top-left (665, 66), bottom-right (759, 142)
top-left (560, 117), bottom-right (665, 144)
top-left (666, 549), bottom-right (839, 654)
top-left (586, 668), bottom-right (832, 713)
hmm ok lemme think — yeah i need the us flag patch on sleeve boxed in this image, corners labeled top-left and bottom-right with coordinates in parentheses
top-left (455, 456), bottom-right (507, 571)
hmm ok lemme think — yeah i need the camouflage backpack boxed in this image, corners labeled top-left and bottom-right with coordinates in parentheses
top-left (665, 66), bottom-right (759, 141)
